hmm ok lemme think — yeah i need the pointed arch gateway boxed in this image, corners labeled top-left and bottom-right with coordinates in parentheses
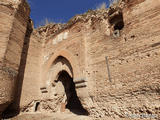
top-left (45, 50), bottom-right (89, 115)
top-left (44, 50), bottom-right (80, 81)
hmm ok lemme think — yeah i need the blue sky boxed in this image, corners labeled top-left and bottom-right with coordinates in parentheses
top-left (28, 0), bottom-right (110, 27)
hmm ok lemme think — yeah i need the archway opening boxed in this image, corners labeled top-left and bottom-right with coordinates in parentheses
top-left (57, 70), bottom-right (89, 115)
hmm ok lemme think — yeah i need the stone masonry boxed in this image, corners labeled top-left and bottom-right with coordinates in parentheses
top-left (0, 0), bottom-right (160, 119)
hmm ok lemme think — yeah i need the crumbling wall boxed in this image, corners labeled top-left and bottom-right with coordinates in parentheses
top-left (4, 0), bottom-right (159, 119)
top-left (18, 31), bottom-right (43, 111)
top-left (84, 0), bottom-right (160, 119)
top-left (37, 22), bottom-right (88, 114)
top-left (24, 0), bottom-right (160, 119)
top-left (34, 0), bottom-right (160, 119)
top-left (0, 0), bottom-right (30, 116)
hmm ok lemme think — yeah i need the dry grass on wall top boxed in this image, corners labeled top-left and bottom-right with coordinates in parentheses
top-left (109, 0), bottom-right (120, 6)
top-left (36, 18), bottom-right (64, 28)
top-left (96, 2), bottom-right (107, 10)
top-left (96, 0), bottom-right (120, 10)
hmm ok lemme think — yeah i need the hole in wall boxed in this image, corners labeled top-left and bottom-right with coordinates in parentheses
top-left (34, 102), bottom-right (40, 112)
top-left (114, 20), bottom-right (124, 30)
top-left (109, 11), bottom-right (124, 32)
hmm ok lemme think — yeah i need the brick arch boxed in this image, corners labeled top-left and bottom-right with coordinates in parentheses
top-left (43, 50), bottom-right (80, 82)
top-left (48, 56), bottom-right (73, 84)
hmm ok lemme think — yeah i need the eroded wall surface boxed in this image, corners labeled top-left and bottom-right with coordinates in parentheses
top-left (0, 0), bottom-right (30, 115)
top-left (84, 0), bottom-right (160, 118)
top-left (33, 0), bottom-right (160, 118)
top-left (42, 22), bottom-right (88, 113)
top-left (1, 0), bottom-right (159, 119)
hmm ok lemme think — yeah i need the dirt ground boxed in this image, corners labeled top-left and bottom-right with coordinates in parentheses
top-left (9, 113), bottom-right (91, 120)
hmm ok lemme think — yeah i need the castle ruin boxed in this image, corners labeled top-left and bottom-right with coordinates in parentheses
top-left (0, 0), bottom-right (160, 119)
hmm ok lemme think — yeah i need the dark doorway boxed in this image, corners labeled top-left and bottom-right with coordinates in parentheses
top-left (57, 71), bottom-right (89, 115)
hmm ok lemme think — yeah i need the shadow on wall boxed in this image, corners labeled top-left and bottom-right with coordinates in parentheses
top-left (2, 19), bottom-right (33, 119)
top-left (57, 71), bottom-right (89, 116)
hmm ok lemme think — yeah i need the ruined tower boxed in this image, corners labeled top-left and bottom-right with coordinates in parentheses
top-left (0, 0), bottom-right (30, 116)
top-left (0, 0), bottom-right (160, 119)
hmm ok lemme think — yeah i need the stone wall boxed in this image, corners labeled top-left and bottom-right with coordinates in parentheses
top-left (0, 0), bottom-right (160, 119)
top-left (84, 0), bottom-right (160, 118)
top-left (18, 30), bottom-right (43, 111)
top-left (0, 0), bottom-right (30, 115)
top-left (28, 0), bottom-right (159, 119)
